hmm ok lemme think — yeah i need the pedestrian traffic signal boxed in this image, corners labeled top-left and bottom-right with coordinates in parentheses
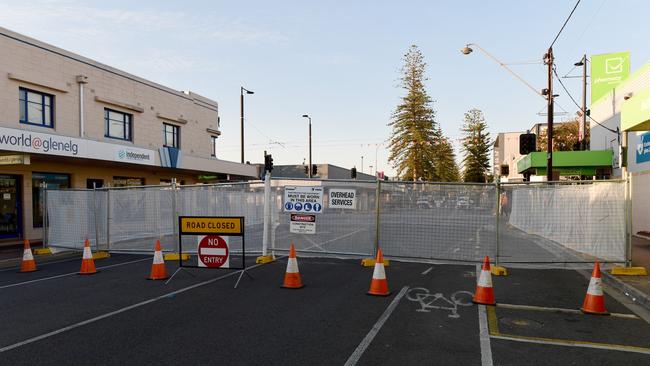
top-left (519, 133), bottom-right (536, 155)
top-left (351, 167), bottom-right (357, 179)
top-left (264, 152), bottom-right (274, 172)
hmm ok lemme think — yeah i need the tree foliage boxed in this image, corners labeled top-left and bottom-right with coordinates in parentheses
top-left (460, 108), bottom-right (491, 182)
top-left (537, 118), bottom-right (590, 151)
top-left (435, 135), bottom-right (461, 182)
top-left (388, 45), bottom-right (459, 181)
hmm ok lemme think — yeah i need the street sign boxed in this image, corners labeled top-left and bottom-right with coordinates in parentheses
top-left (328, 189), bottom-right (356, 209)
top-left (179, 217), bottom-right (242, 235)
top-left (197, 235), bottom-right (230, 268)
top-left (290, 214), bottom-right (316, 234)
top-left (284, 186), bottom-right (324, 213)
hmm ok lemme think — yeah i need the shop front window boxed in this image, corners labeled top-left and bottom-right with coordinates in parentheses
top-left (32, 172), bottom-right (70, 228)
top-left (112, 176), bottom-right (144, 187)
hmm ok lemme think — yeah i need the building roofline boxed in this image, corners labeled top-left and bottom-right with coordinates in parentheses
top-left (0, 26), bottom-right (218, 109)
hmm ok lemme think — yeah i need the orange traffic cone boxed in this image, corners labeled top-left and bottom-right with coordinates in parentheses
top-left (581, 261), bottom-right (608, 315)
top-left (148, 240), bottom-right (168, 280)
top-left (20, 239), bottom-right (37, 273)
top-left (79, 239), bottom-right (97, 275)
top-left (473, 256), bottom-right (495, 305)
top-left (281, 243), bottom-right (304, 289)
top-left (367, 248), bottom-right (390, 296)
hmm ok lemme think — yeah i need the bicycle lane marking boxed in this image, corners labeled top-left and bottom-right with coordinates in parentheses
top-left (343, 286), bottom-right (409, 366)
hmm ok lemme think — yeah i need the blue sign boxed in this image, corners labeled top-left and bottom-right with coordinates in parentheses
top-left (294, 202), bottom-right (303, 211)
top-left (284, 202), bottom-right (293, 210)
top-left (304, 202), bottom-right (312, 211)
top-left (637, 132), bottom-right (650, 164)
top-left (313, 203), bottom-right (322, 212)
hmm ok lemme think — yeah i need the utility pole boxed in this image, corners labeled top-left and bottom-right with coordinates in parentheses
top-left (580, 53), bottom-right (587, 151)
top-left (545, 47), bottom-right (554, 182)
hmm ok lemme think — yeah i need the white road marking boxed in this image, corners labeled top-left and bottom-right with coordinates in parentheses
top-left (477, 264), bottom-right (494, 366)
top-left (0, 256), bottom-right (80, 272)
top-left (0, 260), bottom-right (270, 353)
top-left (421, 266), bottom-right (433, 275)
top-left (344, 286), bottom-right (409, 366)
top-left (0, 258), bottom-right (150, 290)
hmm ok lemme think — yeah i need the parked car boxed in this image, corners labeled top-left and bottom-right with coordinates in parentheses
top-left (456, 196), bottom-right (470, 209)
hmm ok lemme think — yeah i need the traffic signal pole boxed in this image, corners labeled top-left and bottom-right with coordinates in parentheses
top-left (545, 47), bottom-right (554, 182)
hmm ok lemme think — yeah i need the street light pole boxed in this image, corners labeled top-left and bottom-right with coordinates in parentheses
top-left (240, 87), bottom-right (254, 164)
top-left (545, 48), bottom-right (554, 182)
top-left (302, 115), bottom-right (312, 178)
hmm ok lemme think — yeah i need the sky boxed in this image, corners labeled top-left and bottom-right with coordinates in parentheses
top-left (1, 0), bottom-right (649, 177)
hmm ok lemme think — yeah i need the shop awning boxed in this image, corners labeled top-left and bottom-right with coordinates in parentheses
top-left (622, 85), bottom-right (650, 132)
top-left (517, 150), bottom-right (613, 176)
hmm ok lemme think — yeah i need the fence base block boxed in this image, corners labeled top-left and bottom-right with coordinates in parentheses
top-left (164, 253), bottom-right (191, 261)
top-left (611, 266), bottom-right (647, 276)
top-left (491, 265), bottom-right (508, 276)
top-left (92, 251), bottom-right (110, 260)
top-left (256, 255), bottom-right (275, 264)
top-left (361, 258), bottom-right (390, 267)
top-left (33, 248), bottom-right (52, 255)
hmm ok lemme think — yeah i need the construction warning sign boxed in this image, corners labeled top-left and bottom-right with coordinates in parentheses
top-left (197, 235), bottom-right (230, 268)
top-left (290, 214), bottom-right (316, 234)
top-left (180, 217), bottom-right (242, 235)
top-left (283, 186), bottom-right (324, 214)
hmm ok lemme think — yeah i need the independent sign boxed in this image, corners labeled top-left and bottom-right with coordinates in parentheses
top-left (197, 235), bottom-right (230, 268)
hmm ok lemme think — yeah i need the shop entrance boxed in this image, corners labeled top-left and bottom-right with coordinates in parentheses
top-left (0, 175), bottom-right (21, 239)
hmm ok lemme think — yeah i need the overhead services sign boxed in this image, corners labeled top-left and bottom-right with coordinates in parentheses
top-left (0, 125), bottom-right (156, 166)
top-left (591, 52), bottom-right (630, 103)
top-left (636, 132), bottom-right (650, 164)
top-left (328, 189), bottom-right (356, 209)
top-left (283, 186), bottom-right (323, 213)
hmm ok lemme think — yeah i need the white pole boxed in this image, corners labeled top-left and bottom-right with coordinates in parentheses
top-left (262, 171), bottom-right (271, 256)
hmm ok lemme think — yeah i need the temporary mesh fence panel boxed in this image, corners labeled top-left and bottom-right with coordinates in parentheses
top-left (107, 187), bottom-right (174, 252)
top-left (178, 183), bottom-right (264, 253)
top-left (379, 182), bottom-right (497, 262)
top-left (504, 181), bottom-right (626, 263)
top-left (46, 189), bottom-right (107, 251)
top-left (45, 179), bottom-right (628, 265)
top-left (270, 179), bottom-right (376, 257)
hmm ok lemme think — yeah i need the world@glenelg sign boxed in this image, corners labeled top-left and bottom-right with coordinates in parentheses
top-left (178, 216), bottom-right (245, 270)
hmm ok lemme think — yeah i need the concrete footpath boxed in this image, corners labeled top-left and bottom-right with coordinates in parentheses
top-left (601, 236), bottom-right (650, 311)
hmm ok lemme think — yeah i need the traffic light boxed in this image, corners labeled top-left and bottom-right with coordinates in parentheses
top-left (351, 167), bottom-right (357, 179)
top-left (264, 152), bottom-right (273, 173)
top-left (312, 164), bottom-right (318, 176)
top-left (519, 133), bottom-right (536, 155)
top-left (304, 165), bottom-right (309, 175)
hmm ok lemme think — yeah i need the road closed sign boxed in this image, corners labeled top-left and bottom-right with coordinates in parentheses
top-left (328, 189), bottom-right (356, 209)
top-left (284, 186), bottom-right (323, 214)
top-left (197, 235), bottom-right (230, 268)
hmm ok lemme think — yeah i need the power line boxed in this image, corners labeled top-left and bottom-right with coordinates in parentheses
top-left (550, 0), bottom-right (582, 48)
top-left (552, 66), bottom-right (618, 135)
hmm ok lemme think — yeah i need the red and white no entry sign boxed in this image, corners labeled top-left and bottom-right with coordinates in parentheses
top-left (197, 235), bottom-right (230, 268)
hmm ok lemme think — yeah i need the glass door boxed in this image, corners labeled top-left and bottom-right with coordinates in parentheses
top-left (0, 175), bottom-right (21, 239)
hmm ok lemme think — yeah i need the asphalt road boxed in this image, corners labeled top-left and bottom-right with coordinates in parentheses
top-left (1, 254), bottom-right (649, 365)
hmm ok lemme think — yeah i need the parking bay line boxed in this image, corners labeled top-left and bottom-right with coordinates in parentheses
top-left (344, 286), bottom-right (409, 366)
top-left (496, 303), bottom-right (639, 320)
top-left (0, 257), bottom-right (151, 290)
top-left (486, 303), bottom-right (650, 355)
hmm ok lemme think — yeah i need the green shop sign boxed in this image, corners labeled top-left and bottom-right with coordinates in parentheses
top-left (621, 85), bottom-right (650, 132)
top-left (591, 51), bottom-right (630, 103)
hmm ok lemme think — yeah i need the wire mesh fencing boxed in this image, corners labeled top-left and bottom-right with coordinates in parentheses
top-left (45, 178), bottom-right (630, 266)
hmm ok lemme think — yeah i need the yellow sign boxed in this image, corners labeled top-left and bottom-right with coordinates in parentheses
top-left (0, 154), bottom-right (29, 165)
top-left (179, 217), bottom-right (242, 235)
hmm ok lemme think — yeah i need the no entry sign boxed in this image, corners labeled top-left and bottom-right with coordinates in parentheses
top-left (197, 235), bottom-right (230, 268)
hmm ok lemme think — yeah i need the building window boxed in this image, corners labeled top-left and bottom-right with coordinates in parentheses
top-left (105, 109), bottom-right (132, 141)
top-left (32, 172), bottom-right (70, 228)
top-left (211, 136), bottom-right (218, 157)
top-left (19, 88), bottom-right (54, 128)
top-left (112, 177), bottom-right (144, 187)
top-left (163, 123), bottom-right (180, 148)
